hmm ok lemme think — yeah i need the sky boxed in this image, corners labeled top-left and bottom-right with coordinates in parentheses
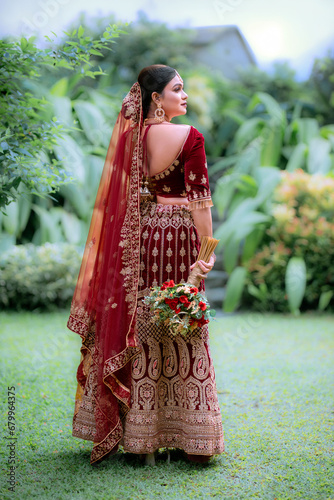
top-left (1, 0), bottom-right (334, 79)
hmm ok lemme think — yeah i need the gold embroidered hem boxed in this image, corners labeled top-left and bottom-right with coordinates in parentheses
top-left (188, 198), bottom-right (214, 211)
top-left (122, 303), bottom-right (225, 455)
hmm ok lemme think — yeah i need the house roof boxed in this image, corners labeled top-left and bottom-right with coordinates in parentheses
top-left (192, 25), bottom-right (257, 66)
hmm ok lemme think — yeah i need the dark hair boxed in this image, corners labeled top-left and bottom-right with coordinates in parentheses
top-left (138, 64), bottom-right (177, 119)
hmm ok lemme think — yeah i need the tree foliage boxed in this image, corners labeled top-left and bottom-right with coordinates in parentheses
top-left (66, 11), bottom-right (195, 88)
top-left (310, 51), bottom-right (334, 125)
top-left (0, 23), bottom-right (125, 211)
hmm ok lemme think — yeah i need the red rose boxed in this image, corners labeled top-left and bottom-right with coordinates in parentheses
top-left (199, 301), bottom-right (207, 311)
top-left (197, 315), bottom-right (209, 327)
top-left (179, 295), bottom-right (190, 307)
top-left (160, 280), bottom-right (175, 290)
top-left (165, 298), bottom-right (179, 310)
top-left (190, 287), bottom-right (198, 295)
top-left (175, 307), bottom-right (181, 314)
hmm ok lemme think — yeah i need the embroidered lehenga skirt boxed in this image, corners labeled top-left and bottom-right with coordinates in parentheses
top-left (121, 201), bottom-right (224, 456)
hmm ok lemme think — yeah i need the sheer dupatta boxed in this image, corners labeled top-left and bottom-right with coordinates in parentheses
top-left (67, 83), bottom-right (143, 463)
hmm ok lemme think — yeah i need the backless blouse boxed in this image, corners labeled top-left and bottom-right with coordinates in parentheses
top-left (143, 124), bottom-right (213, 211)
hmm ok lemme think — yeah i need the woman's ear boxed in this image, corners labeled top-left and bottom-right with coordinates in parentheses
top-left (151, 91), bottom-right (161, 105)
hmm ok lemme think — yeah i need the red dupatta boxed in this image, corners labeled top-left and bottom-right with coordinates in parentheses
top-left (67, 83), bottom-right (143, 463)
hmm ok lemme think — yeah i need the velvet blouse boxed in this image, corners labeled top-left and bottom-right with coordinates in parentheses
top-left (143, 125), bottom-right (213, 211)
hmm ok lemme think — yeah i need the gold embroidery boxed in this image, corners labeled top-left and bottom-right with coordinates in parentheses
top-left (163, 185), bottom-right (171, 193)
top-left (87, 237), bottom-right (96, 249)
top-left (162, 338), bottom-right (178, 377)
top-left (188, 198), bottom-right (213, 211)
top-left (138, 381), bottom-right (155, 410)
top-left (188, 190), bottom-right (212, 204)
top-left (154, 162), bottom-right (176, 181)
top-left (132, 351), bottom-right (147, 380)
top-left (175, 336), bottom-right (190, 378)
top-left (191, 337), bottom-right (210, 380)
top-left (138, 202), bottom-right (201, 317)
top-left (122, 305), bottom-right (225, 455)
top-left (147, 337), bottom-right (162, 381)
top-left (189, 171), bottom-right (196, 181)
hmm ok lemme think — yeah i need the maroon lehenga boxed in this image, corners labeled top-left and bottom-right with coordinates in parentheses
top-left (67, 82), bottom-right (224, 463)
top-left (122, 201), bottom-right (224, 455)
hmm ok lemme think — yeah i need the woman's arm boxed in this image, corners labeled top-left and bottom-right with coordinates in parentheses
top-left (191, 206), bottom-right (212, 239)
top-left (183, 128), bottom-right (215, 276)
top-left (190, 207), bottom-right (215, 276)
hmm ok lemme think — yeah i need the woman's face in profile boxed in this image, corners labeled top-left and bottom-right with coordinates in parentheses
top-left (157, 74), bottom-right (188, 120)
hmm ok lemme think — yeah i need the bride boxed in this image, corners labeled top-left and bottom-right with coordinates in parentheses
top-left (67, 64), bottom-right (225, 465)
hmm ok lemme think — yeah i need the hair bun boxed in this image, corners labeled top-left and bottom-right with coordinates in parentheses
top-left (137, 65), bottom-right (177, 120)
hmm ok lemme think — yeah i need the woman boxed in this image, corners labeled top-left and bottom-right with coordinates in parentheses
top-left (67, 64), bottom-right (224, 465)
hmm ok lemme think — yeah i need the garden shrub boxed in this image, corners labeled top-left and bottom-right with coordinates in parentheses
top-left (245, 169), bottom-right (334, 312)
top-left (0, 243), bottom-right (82, 310)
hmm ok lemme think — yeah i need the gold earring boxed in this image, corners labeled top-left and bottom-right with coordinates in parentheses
top-left (154, 102), bottom-right (165, 123)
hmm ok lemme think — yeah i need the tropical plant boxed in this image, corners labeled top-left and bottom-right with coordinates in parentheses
top-left (245, 170), bottom-right (334, 313)
top-left (309, 51), bottom-right (334, 125)
top-left (0, 242), bottom-right (82, 310)
top-left (0, 24), bottom-right (127, 250)
top-left (237, 62), bottom-right (301, 105)
top-left (0, 23), bottom-right (125, 214)
top-left (217, 169), bottom-right (334, 314)
top-left (0, 15), bottom-right (200, 250)
top-left (69, 11), bottom-right (195, 87)
top-left (212, 91), bottom-right (334, 312)
top-left (0, 85), bottom-right (115, 250)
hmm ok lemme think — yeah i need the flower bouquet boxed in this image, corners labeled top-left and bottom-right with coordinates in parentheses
top-left (143, 280), bottom-right (216, 337)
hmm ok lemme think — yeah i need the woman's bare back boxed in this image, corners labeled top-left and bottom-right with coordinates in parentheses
top-left (145, 123), bottom-right (191, 177)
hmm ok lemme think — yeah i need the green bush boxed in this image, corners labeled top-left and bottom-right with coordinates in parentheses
top-left (0, 243), bottom-right (82, 310)
top-left (245, 170), bottom-right (334, 312)
top-left (0, 24), bottom-right (124, 212)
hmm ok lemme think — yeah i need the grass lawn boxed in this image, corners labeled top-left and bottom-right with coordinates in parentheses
top-left (1, 310), bottom-right (333, 500)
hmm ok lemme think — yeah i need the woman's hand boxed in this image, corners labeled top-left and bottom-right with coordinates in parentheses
top-left (189, 253), bottom-right (215, 280)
